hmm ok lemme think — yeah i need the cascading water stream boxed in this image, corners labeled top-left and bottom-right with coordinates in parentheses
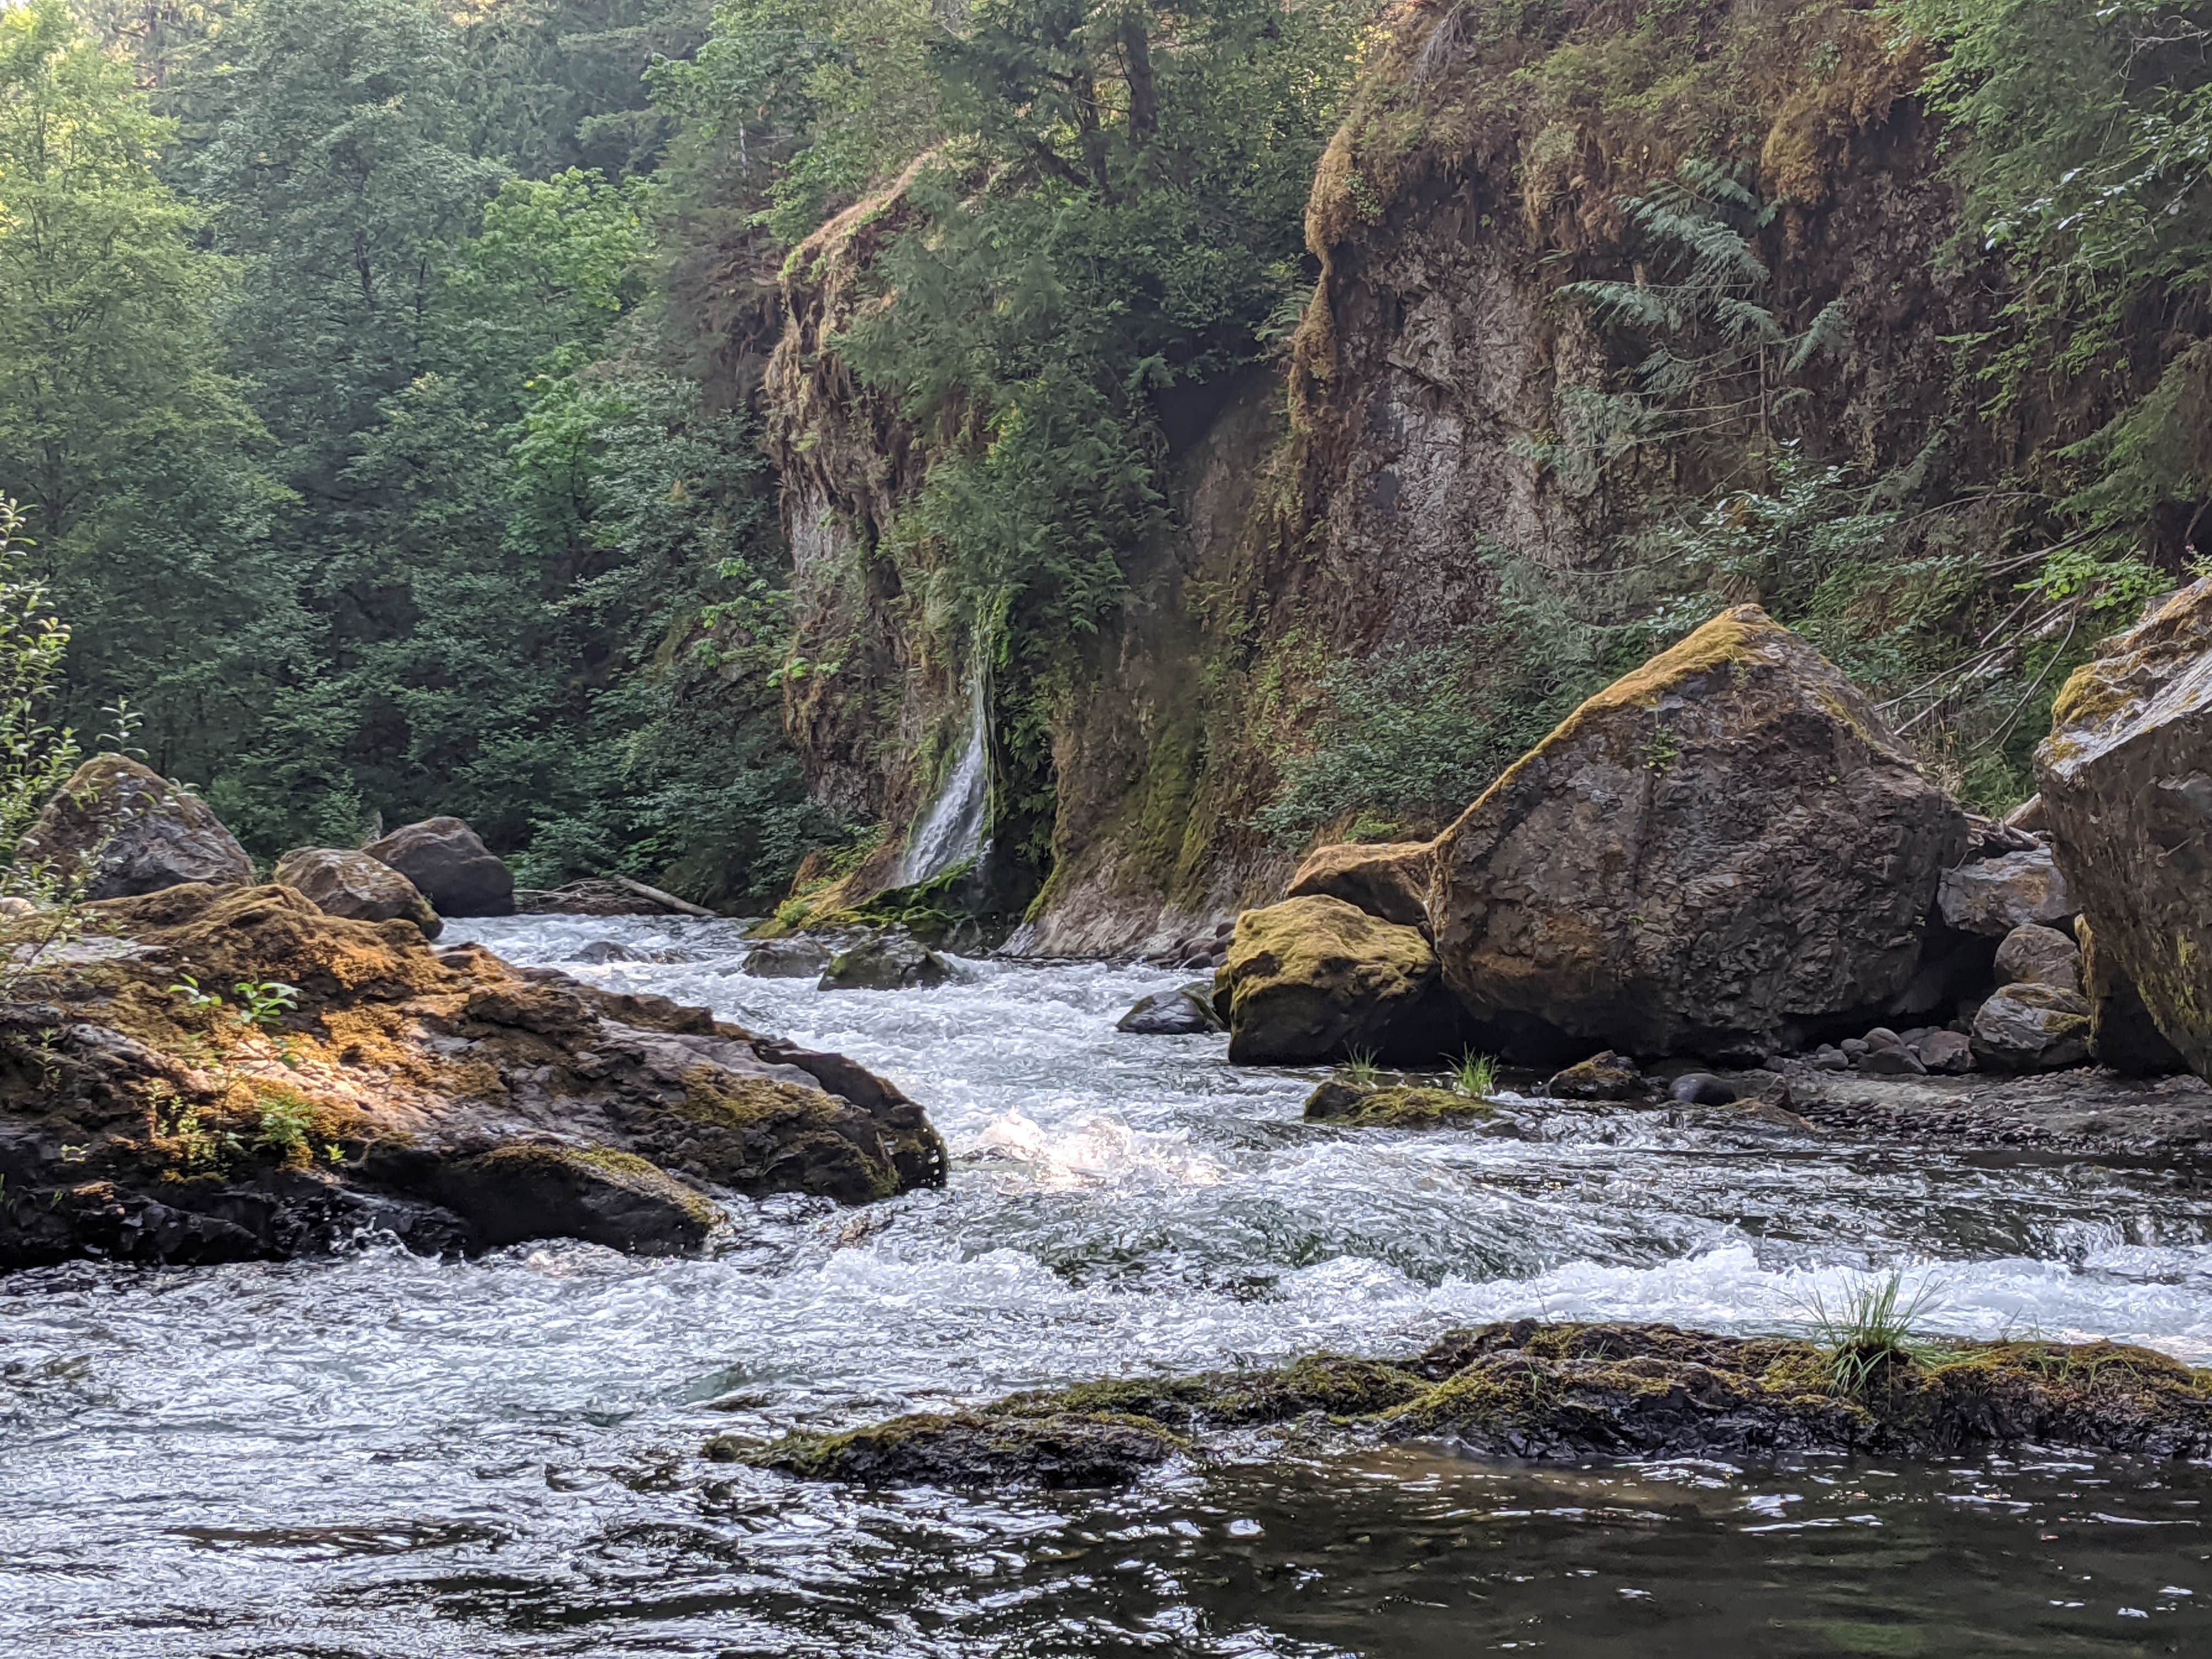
top-left (899, 667), bottom-right (990, 887)
top-left (3, 912), bottom-right (2209, 1656)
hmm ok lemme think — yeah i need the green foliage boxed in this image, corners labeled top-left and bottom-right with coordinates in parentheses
top-left (0, 498), bottom-right (80, 868)
top-left (1449, 1051), bottom-right (1498, 1101)
top-left (1800, 1269), bottom-right (1943, 1398)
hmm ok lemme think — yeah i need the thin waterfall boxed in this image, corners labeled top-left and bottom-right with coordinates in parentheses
top-left (899, 665), bottom-right (991, 887)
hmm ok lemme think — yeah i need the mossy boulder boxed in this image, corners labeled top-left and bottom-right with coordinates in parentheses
top-left (21, 756), bottom-right (252, 900)
top-left (729, 1321), bottom-right (2212, 1487)
top-left (1430, 607), bottom-right (1969, 1059)
top-left (1215, 895), bottom-right (1457, 1064)
top-left (274, 847), bottom-right (442, 940)
top-left (0, 882), bottom-right (945, 1268)
top-left (1303, 1081), bottom-right (1491, 1127)
top-left (2035, 578), bottom-right (2212, 1081)
top-left (1116, 981), bottom-right (1223, 1035)
top-left (1545, 1050), bottom-right (1644, 1100)
top-left (821, 933), bottom-right (951, 990)
top-left (1284, 839), bottom-right (1435, 931)
top-left (2079, 917), bottom-right (2187, 1075)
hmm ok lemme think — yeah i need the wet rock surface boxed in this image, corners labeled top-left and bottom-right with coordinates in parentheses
top-left (0, 883), bottom-right (945, 1268)
top-left (742, 939), bottom-right (832, 979)
top-left (273, 847), bottom-right (441, 939)
top-left (364, 817), bottom-right (515, 918)
top-left (1115, 982), bottom-right (1222, 1035)
top-left (21, 756), bottom-right (253, 900)
top-left (2038, 578), bottom-right (2212, 1080)
top-left (820, 933), bottom-right (951, 990)
top-left (1545, 1051), bottom-right (1644, 1100)
top-left (1302, 1081), bottom-right (1498, 1128)
top-left (730, 1321), bottom-right (2212, 1486)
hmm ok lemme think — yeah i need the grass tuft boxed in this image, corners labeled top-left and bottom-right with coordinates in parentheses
top-left (1800, 1269), bottom-right (1942, 1397)
top-left (1449, 1051), bottom-right (1498, 1100)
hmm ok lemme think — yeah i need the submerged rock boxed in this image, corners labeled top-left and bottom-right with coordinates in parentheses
top-left (1284, 840), bottom-right (1435, 931)
top-left (821, 934), bottom-right (951, 990)
top-left (1429, 608), bottom-right (1968, 1059)
top-left (21, 756), bottom-right (252, 900)
top-left (1302, 1081), bottom-right (1492, 1127)
top-left (1970, 982), bottom-right (2092, 1071)
top-left (2036, 579), bottom-right (2212, 1080)
top-left (273, 847), bottom-right (441, 940)
top-left (1116, 982), bottom-right (1223, 1036)
top-left (1937, 846), bottom-right (2074, 936)
top-left (731, 1321), bottom-right (2212, 1486)
top-left (0, 883), bottom-right (945, 1269)
top-left (364, 817), bottom-right (515, 918)
top-left (742, 939), bottom-right (832, 979)
top-left (1545, 1051), bottom-right (1642, 1101)
top-left (1215, 895), bottom-right (1455, 1064)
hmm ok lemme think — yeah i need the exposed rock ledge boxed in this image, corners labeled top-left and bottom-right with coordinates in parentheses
top-left (0, 883), bottom-right (944, 1269)
top-left (716, 1321), bottom-right (2212, 1488)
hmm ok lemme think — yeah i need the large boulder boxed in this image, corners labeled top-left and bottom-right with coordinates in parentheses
top-left (1991, 923), bottom-right (2080, 993)
top-left (1214, 895), bottom-right (1453, 1064)
top-left (820, 934), bottom-right (951, 990)
top-left (1936, 847), bottom-right (2073, 936)
top-left (20, 756), bottom-right (252, 900)
top-left (2036, 578), bottom-right (2212, 1079)
top-left (1284, 840), bottom-right (1435, 932)
top-left (1429, 607), bottom-right (1969, 1059)
top-left (1116, 983), bottom-right (1223, 1035)
top-left (274, 847), bottom-right (441, 940)
top-left (364, 817), bottom-right (514, 917)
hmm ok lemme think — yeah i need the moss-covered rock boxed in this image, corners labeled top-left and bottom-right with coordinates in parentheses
top-left (1216, 895), bottom-right (1456, 1064)
top-left (1303, 1081), bottom-right (1491, 1127)
top-left (1284, 840), bottom-right (1436, 931)
top-left (2036, 578), bottom-right (2212, 1082)
top-left (0, 882), bottom-right (945, 1268)
top-left (732, 1321), bottom-right (2212, 1488)
top-left (22, 756), bottom-right (253, 900)
top-left (274, 847), bottom-right (442, 940)
top-left (1430, 608), bottom-right (1969, 1060)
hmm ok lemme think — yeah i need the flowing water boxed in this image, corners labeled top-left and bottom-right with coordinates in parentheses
top-left (900, 677), bottom-right (991, 888)
top-left (5, 911), bottom-right (2212, 1656)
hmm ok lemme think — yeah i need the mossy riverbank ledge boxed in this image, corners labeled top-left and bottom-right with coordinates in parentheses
top-left (715, 1321), bottom-right (2212, 1489)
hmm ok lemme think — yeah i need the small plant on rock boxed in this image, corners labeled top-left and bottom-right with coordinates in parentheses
top-left (1451, 1051), bottom-right (1499, 1100)
top-left (1802, 1269), bottom-right (1943, 1397)
top-left (1339, 1047), bottom-right (1381, 1090)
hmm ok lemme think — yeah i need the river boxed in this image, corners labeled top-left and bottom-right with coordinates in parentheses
top-left (4, 911), bottom-right (2209, 1655)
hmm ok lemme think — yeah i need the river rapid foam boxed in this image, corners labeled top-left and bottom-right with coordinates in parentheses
top-left (4, 912), bottom-right (2209, 1655)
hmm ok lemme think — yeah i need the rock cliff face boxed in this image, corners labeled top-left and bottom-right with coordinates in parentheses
top-left (754, 0), bottom-right (2131, 957)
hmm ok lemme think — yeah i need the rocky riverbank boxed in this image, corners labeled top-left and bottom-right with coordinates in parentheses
top-left (720, 1319), bottom-right (2212, 1488)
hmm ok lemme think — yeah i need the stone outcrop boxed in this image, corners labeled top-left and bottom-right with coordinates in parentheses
top-left (2036, 578), bottom-right (2212, 1080)
top-left (743, 939), bottom-right (832, 979)
top-left (1214, 895), bottom-right (1454, 1064)
top-left (1283, 840), bottom-right (1434, 932)
top-left (364, 817), bottom-right (514, 918)
top-left (274, 847), bottom-right (441, 940)
top-left (1428, 608), bottom-right (1968, 1060)
top-left (727, 1321), bottom-right (2212, 1486)
top-left (1545, 1051), bottom-right (1643, 1101)
top-left (20, 756), bottom-right (252, 900)
top-left (0, 883), bottom-right (944, 1268)
top-left (1937, 847), bottom-right (2073, 936)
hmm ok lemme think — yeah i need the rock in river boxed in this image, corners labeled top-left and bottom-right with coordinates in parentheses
top-left (1116, 983), bottom-right (1222, 1035)
top-left (20, 755), bottom-right (252, 899)
top-left (1215, 895), bottom-right (1456, 1064)
top-left (1284, 839), bottom-right (1435, 932)
top-left (2036, 577), bottom-right (2212, 1080)
top-left (1429, 607), bottom-right (1969, 1059)
top-left (273, 847), bottom-right (442, 939)
top-left (364, 817), bottom-right (515, 917)
top-left (820, 934), bottom-right (951, 990)
top-left (0, 882), bottom-right (945, 1268)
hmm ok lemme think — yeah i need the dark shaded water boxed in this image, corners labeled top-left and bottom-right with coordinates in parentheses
top-left (4, 914), bottom-right (2209, 1655)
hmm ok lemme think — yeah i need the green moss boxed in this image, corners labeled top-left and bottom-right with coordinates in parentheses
top-left (1305, 1082), bottom-right (1491, 1127)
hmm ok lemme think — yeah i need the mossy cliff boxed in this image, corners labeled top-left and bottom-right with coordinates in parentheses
top-left (0, 883), bottom-right (946, 1268)
top-left (718, 1319), bottom-right (2212, 1487)
top-left (758, 0), bottom-right (2203, 957)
